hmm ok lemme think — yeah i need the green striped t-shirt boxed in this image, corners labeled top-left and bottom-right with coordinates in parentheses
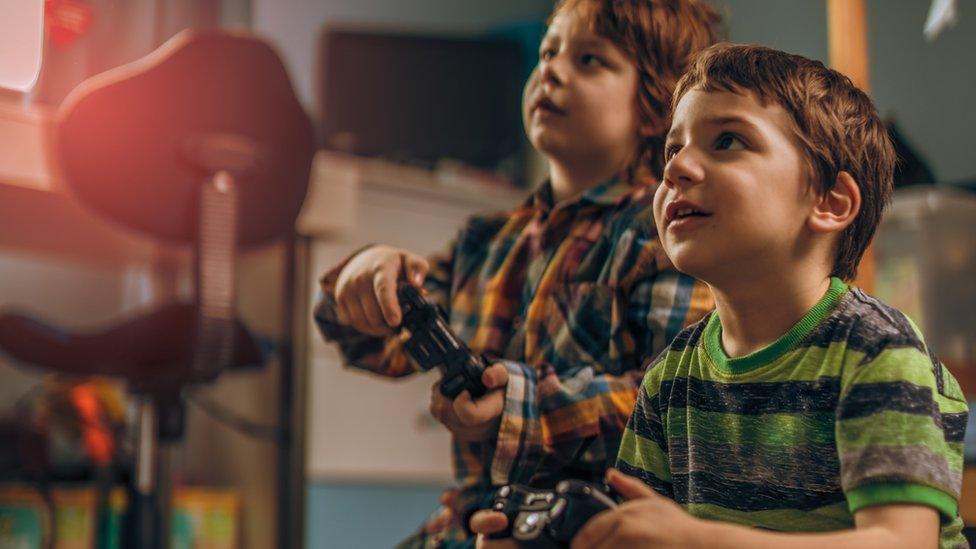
top-left (617, 278), bottom-right (969, 548)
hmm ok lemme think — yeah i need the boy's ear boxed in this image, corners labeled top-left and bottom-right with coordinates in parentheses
top-left (808, 171), bottom-right (861, 234)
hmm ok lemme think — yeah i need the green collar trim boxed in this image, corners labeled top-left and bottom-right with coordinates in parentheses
top-left (704, 277), bottom-right (849, 374)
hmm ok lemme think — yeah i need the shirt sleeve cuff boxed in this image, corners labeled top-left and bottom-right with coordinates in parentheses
top-left (847, 482), bottom-right (959, 523)
top-left (490, 360), bottom-right (540, 486)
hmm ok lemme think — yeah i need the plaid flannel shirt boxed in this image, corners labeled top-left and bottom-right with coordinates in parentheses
top-left (313, 176), bottom-right (713, 546)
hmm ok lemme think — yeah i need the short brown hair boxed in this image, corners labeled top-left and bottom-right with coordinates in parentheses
top-left (672, 43), bottom-right (895, 280)
top-left (552, 0), bottom-right (721, 179)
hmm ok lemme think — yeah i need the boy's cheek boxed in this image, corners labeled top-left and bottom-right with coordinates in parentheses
top-left (653, 239), bottom-right (675, 271)
top-left (521, 68), bottom-right (540, 115)
top-left (652, 193), bottom-right (668, 236)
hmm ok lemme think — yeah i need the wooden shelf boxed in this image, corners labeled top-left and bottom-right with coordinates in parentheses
top-left (297, 150), bottom-right (528, 238)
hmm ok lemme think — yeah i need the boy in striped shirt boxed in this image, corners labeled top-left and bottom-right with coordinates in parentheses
top-left (574, 44), bottom-right (969, 548)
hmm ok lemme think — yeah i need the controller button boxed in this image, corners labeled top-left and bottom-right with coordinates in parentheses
top-left (550, 499), bottom-right (566, 519)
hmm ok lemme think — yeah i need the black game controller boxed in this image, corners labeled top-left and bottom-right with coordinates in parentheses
top-left (488, 480), bottom-right (618, 547)
top-left (396, 283), bottom-right (488, 399)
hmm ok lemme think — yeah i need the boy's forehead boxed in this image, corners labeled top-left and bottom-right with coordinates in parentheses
top-left (670, 88), bottom-right (793, 137)
top-left (547, 10), bottom-right (601, 42)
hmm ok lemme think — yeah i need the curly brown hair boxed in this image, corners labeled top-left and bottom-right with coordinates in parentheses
top-left (551, 0), bottom-right (722, 179)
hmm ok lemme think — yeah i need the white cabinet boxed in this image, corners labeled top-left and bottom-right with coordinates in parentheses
top-left (300, 152), bottom-right (524, 482)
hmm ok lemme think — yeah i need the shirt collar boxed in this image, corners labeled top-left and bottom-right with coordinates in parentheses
top-left (526, 173), bottom-right (650, 213)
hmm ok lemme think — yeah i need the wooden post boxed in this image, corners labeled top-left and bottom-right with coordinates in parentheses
top-left (827, 0), bottom-right (870, 90)
top-left (827, 0), bottom-right (874, 291)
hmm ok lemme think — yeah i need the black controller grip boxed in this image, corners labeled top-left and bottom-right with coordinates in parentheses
top-left (488, 480), bottom-right (618, 548)
top-left (396, 283), bottom-right (488, 399)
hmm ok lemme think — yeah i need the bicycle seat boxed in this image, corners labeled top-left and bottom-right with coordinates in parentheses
top-left (0, 29), bottom-right (314, 392)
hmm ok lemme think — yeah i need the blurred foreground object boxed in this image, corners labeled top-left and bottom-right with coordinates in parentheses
top-left (0, 29), bottom-right (313, 548)
top-left (0, 0), bottom-right (44, 92)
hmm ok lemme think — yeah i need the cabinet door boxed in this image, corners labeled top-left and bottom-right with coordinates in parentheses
top-left (306, 183), bottom-right (507, 482)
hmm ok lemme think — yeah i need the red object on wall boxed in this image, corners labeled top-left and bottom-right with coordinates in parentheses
top-left (45, 0), bottom-right (94, 49)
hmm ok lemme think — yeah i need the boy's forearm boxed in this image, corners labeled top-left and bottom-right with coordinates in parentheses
top-left (698, 520), bottom-right (932, 549)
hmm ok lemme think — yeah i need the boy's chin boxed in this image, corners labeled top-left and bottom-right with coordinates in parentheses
top-left (528, 133), bottom-right (564, 158)
top-left (528, 128), bottom-right (587, 160)
top-left (666, 251), bottom-right (710, 281)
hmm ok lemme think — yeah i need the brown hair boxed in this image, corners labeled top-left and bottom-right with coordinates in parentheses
top-left (552, 0), bottom-right (721, 179)
top-left (672, 43), bottom-right (895, 280)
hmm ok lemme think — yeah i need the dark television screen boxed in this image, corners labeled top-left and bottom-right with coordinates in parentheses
top-left (317, 28), bottom-right (526, 182)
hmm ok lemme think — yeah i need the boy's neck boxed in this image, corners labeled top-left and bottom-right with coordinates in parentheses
top-left (708, 267), bottom-right (833, 359)
top-left (548, 155), bottom-right (626, 204)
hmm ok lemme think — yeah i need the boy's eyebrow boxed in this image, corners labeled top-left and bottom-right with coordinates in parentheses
top-left (665, 126), bottom-right (680, 144)
top-left (666, 115), bottom-right (765, 144)
top-left (573, 38), bottom-right (611, 50)
top-left (701, 115), bottom-right (763, 133)
top-left (553, 34), bottom-right (616, 54)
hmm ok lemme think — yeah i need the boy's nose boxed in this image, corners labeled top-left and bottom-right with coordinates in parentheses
top-left (539, 55), bottom-right (565, 86)
top-left (662, 147), bottom-right (705, 188)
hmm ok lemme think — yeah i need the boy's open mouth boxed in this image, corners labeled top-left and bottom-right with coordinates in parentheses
top-left (532, 96), bottom-right (566, 116)
top-left (665, 200), bottom-right (712, 225)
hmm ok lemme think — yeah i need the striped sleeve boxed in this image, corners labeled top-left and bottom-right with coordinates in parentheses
top-left (616, 355), bottom-right (675, 498)
top-left (836, 341), bottom-right (968, 521)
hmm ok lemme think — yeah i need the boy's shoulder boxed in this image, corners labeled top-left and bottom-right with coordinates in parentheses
top-left (454, 209), bottom-right (518, 247)
top-left (806, 286), bottom-right (928, 363)
top-left (609, 180), bottom-right (658, 231)
top-left (650, 285), bottom-right (929, 361)
top-left (648, 288), bottom-right (942, 380)
top-left (602, 181), bottom-right (665, 266)
top-left (807, 287), bottom-right (965, 400)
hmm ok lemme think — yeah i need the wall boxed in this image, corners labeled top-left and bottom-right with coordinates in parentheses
top-left (306, 483), bottom-right (446, 548)
top-left (719, 0), bottom-right (976, 183)
top-left (251, 0), bottom-right (553, 112)
top-left (718, 0), bottom-right (828, 61)
top-left (867, 0), bottom-right (976, 183)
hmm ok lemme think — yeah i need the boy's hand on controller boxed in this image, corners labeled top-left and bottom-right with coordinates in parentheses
top-left (429, 363), bottom-right (509, 441)
top-left (335, 244), bottom-right (428, 336)
top-left (571, 468), bottom-right (705, 549)
top-left (471, 510), bottom-right (517, 549)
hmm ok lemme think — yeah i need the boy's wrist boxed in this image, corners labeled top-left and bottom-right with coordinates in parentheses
top-left (688, 518), bottom-right (730, 549)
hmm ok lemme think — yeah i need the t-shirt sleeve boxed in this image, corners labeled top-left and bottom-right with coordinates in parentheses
top-left (836, 338), bottom-right (968, 522)
top-left (615, 351), bottom-right (675, 499)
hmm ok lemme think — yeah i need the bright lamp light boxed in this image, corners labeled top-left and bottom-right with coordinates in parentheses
top-left (0, 0), bottom-right (44, 92)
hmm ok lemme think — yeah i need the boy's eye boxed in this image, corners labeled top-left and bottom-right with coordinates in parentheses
top-left (715, 133), bottom-right (746, 151)
top-left (540, 48), bottom-right (556, 61)
top-left (580, 53), bottom-right (605, 67)
top-left (664, 144), bottom-right (682, 162)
